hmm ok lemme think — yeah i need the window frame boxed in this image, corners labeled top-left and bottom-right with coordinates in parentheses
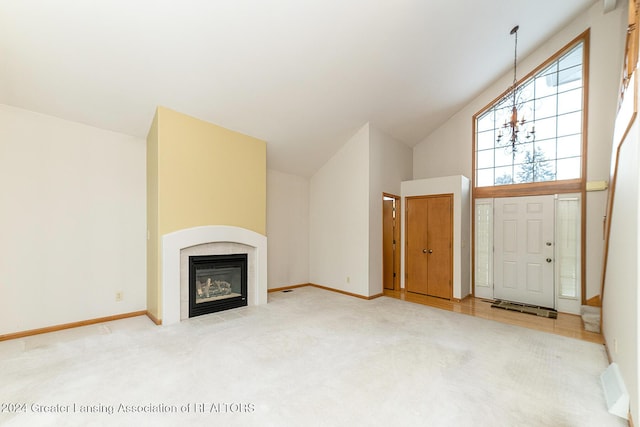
top-left (472, 30), bottom-right (590, 199)
top-left (471, 29), bottom-right (590, 306)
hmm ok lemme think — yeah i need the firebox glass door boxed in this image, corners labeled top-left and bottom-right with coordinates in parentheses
top-left (195, 266), bottom-right (242, 304)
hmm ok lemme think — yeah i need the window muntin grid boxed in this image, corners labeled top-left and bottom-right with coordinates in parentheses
top-left (475, 42), bottom-right (584, 187)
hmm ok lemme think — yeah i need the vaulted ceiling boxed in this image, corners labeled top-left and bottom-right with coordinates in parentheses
top-left (0, 0), bottom-right (598, 176)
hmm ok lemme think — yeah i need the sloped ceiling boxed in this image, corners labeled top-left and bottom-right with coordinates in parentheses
top-left (0, 0), bottom-right (598, 176)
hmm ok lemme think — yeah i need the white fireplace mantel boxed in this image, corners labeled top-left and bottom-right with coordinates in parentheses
top-left (162, 225), bottom-right (267, 325)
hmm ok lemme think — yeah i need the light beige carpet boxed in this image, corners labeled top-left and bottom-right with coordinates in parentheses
top-left (0, 286), bottom-right (626, 426)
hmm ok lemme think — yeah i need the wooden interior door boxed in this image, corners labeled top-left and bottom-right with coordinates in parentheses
top-left (383, 194), bottom-right (400, 290)
top-left (406, 197), bottom-right (430, 294)
top-left (383, 198), bottom-right (394, 290)
top-left (426, 195), bottom-right (453, 299)
top-left (406, 194), bottom-right (453, 299)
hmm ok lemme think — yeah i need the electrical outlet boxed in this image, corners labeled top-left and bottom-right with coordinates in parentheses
top-left (115, 292), bottom-right (123, 302)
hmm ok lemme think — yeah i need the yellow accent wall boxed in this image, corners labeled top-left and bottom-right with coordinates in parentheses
top-left (146, 106), bottom-right (267, 321)
top-left (146, 110), bottom-right (160, 320)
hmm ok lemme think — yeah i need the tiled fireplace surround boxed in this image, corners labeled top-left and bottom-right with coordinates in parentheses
top-left (161, 225), bottom-right (267, 326)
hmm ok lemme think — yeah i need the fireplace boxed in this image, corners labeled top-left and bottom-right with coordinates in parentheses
top-left (189, 253), bottom-right (248, 317)
top-left (162, 225), bottom-right (267, 326)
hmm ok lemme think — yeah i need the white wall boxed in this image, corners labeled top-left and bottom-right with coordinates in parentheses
top-left (309, 124), bottom-right (370, 296)
top-left (368, 126), bottom-right (413, 296)
top-left (412, 2), bottom-right (627, 300)
top-left (266, 169), bottom-right (309, 289)
top-left (602, 117), bottom-right (639, 423)
top-left (0, 104), bottom-right (146, 335)
top-left (584, 3), bottom-right (628, 301)
top-left (400, 175), bottom-right (471, 300)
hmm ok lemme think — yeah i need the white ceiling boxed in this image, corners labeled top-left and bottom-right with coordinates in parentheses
top-left (0, 0), bottom-right (598, 177)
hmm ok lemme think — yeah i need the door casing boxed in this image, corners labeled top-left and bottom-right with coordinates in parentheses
top-left (383, 193), bottom-right (400, 291)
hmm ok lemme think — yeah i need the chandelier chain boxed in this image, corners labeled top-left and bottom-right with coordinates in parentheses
top-left (497, 25), bottom-right (535, 155)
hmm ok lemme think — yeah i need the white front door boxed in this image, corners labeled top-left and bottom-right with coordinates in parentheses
top-left (494, 195), bottom-right (555, 308)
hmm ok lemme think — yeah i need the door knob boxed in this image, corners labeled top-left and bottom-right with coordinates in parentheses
top-left (422, 249), bottom-right (427, 253)
top-left (428, 249), bottom-right (433, 254)
top-left (546, 258), bottom-right (552, 263)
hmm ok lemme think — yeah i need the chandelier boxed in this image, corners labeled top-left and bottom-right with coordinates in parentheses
top-left (496, 25), bottom-right (535, 154)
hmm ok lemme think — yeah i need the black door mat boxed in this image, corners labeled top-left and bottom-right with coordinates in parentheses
top-left (491, 300), bottom-right (558, 319)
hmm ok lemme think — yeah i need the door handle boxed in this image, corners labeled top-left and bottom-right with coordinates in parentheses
top-left (422, 249), bottom-right (427, 253)
top-left (423, 249), bottom-right (433, 254)
top-left (546, 258), bottom-right (552, 263)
